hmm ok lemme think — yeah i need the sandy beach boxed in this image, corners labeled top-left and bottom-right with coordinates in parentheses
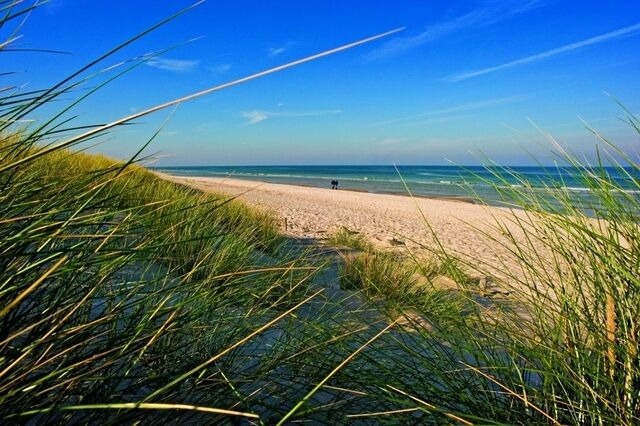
top-left (166, 175), bottom-right (541, 281)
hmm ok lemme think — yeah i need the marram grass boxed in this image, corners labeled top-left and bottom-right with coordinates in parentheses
top-left (3, 1), bottom-right (640, 424)
top-left (330, 116), bottom-right (640, 424)
top-left (1, 3), bottom-right (409, 423)
top-left (0, 3), bottom-right (336, 422)
top-left (0, 133), bottom-right (322, 423)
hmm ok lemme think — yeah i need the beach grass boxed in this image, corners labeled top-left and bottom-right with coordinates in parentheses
top-left (328, 116), bottom-right (640, 424)
top-left (328, 226), bottom-right (375, 252)
top-left (0, 4), bottom-right (326, 422)
top-left (0, 130), bottom-right (326, 422)
top-left (3, 2), bottom-right (640, 424)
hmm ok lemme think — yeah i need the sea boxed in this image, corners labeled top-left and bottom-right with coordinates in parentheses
top-left (155, 165), bottom-right (640, 212)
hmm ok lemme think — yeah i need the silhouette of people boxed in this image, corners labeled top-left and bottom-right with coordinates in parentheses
top-left (334, 179), bottom-right (339, 190)
top-left (330, 179), bottom-right (339, 190)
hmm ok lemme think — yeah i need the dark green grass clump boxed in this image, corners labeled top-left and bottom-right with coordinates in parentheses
top-left (0, 133), bottom-right (320, 423)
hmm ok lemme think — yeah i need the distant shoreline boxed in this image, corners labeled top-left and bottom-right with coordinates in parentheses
top-left (155, 165), bottom-right (640, 211)
top-left (230, 177), bottom-right (479, 204)
top-left (159, 171), bottom-right (480, 205)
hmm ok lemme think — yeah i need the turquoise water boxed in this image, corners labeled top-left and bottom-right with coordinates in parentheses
top-left (155, 165), bottom-right (640, 211)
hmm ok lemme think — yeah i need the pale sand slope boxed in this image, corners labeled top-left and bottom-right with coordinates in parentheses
top-left (166, 175), bottom-right (545, 282)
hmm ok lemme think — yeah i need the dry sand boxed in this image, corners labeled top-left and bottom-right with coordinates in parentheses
top-left (166, 175), bottom-right (542, 281)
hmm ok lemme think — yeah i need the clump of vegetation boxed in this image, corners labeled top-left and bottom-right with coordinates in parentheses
top-left (337, 238), bottom-right (476, 318)
top-left (3, 1), bottom-right (640, 424)
top-left (328, 226), bottom-right (374, 251)
top-left (0, 4), bottom-right (320, 423)
top-left (332, 115), bottom-right (640, 424)
top-left (473, 125), bottom-right (640, 424)
top-left (0, 130), bottom-right (322, 422)
top-left (340, 250), bottom-right (417, 294)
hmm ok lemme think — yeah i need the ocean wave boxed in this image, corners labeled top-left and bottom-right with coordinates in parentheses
top-left (560, 186), bottom-right (640, 194)
top-left (562, 186), bottom-right (591, 192)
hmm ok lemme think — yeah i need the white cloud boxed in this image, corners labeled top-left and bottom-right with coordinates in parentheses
top-left (403, 115), bottom-right (467, 127)
top-left (210, 63), bottom-right (231, 74)
top-left (196, 122), bottom-right (222, 132)
top-left (43, 0), bottom-right (67, 15)
top-left (147, 57), bottom-right (199, 72)
top-left (242, 111), bottom-right (270, 125)
top-left (376, 138), bottom-right (407, 146)
top-left (447, 22), bottom-right (640, 82)
top-left (369, 95), bottom-right (528, 127)
top-left (241, 109), bottom-right (341, 125)
top-left (267, 41), bottom-right (297, 57)
top-left (267, 47), bottom-right (286, 57)
top-left (365, 11), bottom-right (484, 60)
top-left (365, 1), bottom-right (542, 60)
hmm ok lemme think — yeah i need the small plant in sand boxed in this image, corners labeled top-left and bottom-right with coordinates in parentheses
top-left (328, 226), bottom-right (374, 252)
top-left (337, 239), bottom-right (475, 315)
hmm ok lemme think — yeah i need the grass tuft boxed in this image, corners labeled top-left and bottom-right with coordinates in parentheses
top-left (328, 227), bottom-right (374, 252)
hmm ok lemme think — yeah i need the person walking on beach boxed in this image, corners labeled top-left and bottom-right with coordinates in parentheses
top-left (334, 179), bottom-right (339, 190)
top-left (331, 179), bottom-right (337, 189)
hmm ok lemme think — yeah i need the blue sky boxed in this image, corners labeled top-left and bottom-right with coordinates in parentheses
top-left (4, 0), bottom-right (640, 165)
